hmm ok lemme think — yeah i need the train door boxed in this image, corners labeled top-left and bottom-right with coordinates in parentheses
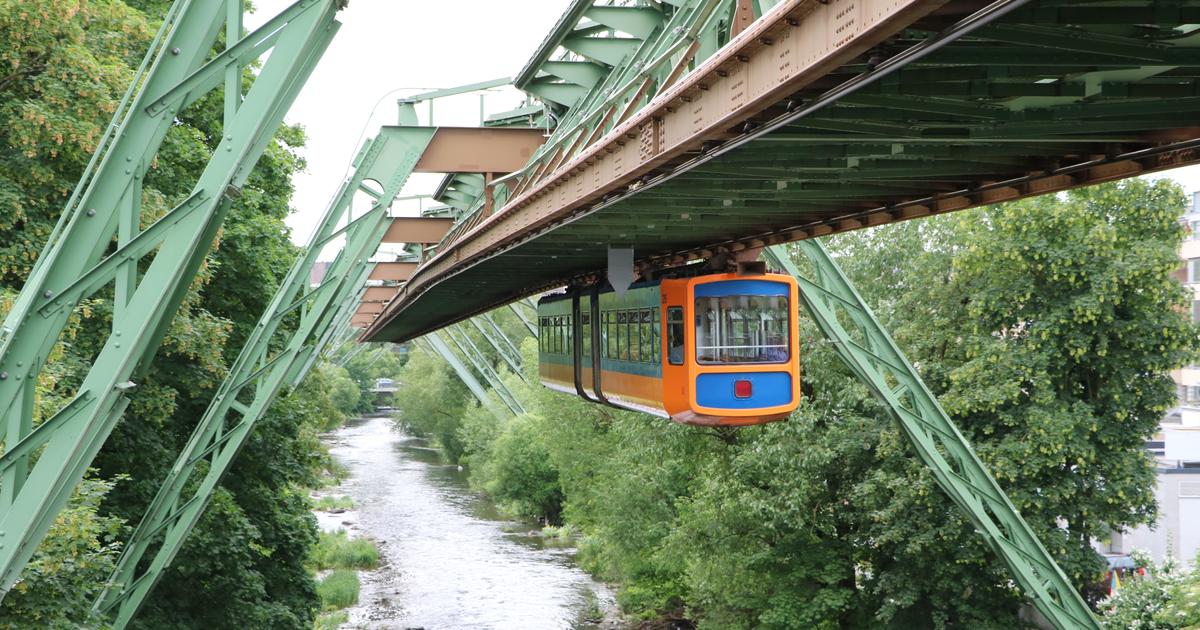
top-left (660, 279), bottom-right (690, 418)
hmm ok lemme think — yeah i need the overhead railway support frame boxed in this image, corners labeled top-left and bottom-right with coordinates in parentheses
top-left (366, 0), bottom-right (1200, 344)
top-left (766, 244), bottom-right (1098, 629)
top-left (93, 124), bottom-right (437, 626)
top-left (0, 0), bottom-right (345, 601)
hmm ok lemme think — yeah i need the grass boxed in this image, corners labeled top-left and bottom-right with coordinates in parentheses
top-left (314, 610), bottom-right (348, 630)
top-left (317, 570), bottom-right (360, 611)
top-left (312, 529), bottom-right (379, 570)
top-left (311, 494), bottom-right (354, 511)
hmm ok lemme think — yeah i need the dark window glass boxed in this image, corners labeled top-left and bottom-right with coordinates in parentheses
top-left (667, 307), bottom-right (685, 365)
top-left (652, 308), bottom-right (661, 363)
top-left (617, 311), bottom-right (627, 361)
top-left (695, 293), bottom-right (790, 364)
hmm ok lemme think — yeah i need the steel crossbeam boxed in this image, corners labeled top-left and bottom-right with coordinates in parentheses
top-left (443, 326), bottom-right (525, 415)
top-left (421, 334), bottom-right (511, 420)
top-left (765, 243), bottom-right (1098, 630)
top-left (467, 317), bottom-right (526, 383)
top-left (0, 0), bottom-right (344, 598)
top-left (94, 125), bottom-right (436, 626)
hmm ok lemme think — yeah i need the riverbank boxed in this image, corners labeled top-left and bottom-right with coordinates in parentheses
top-left (312, 416), bottom-right (617, 629)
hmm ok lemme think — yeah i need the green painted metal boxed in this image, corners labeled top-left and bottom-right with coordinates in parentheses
top-left (764, 243), bottom-right (1098, 630)
top-left (467, 318), bottom-right (526, 383)
top-left (94, 123), bottom-right (435, 626)
top-left (443, 325), bottom-right (525, 415)
top-left (422, 334), bottom-right (510, 420)
top-left (0, 0), bottom-right (345, 599)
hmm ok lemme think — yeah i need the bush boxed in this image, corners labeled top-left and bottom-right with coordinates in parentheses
top-left (482, 416), bottom-right (563, 523)
top-left (314, 610), bottom-right (348, 630)
top-left (316, 570), bottom-right (360, 611)
top-left (312, 530), bottom-right (379, 570)
top-left (311, 495), bottom-right (354, 511)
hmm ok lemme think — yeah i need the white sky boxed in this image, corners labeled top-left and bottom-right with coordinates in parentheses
top-left (246, 1), bottom-right (1200, 248)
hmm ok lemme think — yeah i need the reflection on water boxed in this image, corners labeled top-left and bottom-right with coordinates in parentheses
top-left (323, 416), bottom-right (613, 630)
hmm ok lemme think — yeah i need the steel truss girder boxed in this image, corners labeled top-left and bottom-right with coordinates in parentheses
top-left (0, 0), bottom-right (344, 598)
top-left (467, 317), bottom-right (526, 383)
top-left (442, 325), bottom-right (525, 415)
top-left (94, 125), bottom-right (436, 627)
top-left (421, 334), bottom-right (511, 420)
top-left (765, 243), bottom-right (1098, 630)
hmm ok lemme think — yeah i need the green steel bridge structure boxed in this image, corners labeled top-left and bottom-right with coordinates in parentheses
top-left (3, 0), bottom-right (1200, 627)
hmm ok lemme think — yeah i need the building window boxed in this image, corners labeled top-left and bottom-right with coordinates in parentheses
top-left (1188, 258), bottom-right (1200, 283)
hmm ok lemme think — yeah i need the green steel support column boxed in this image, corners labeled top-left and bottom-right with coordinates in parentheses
top-left (337, 341), bottom-right (372, 367)
top-left (423, 334), bottom-right (509, 420)
top-left (467, 317), bottom-right (526, 382)
top-left (0, 0), bottom-right (344, 597)
top-left (509, 300), bottom-right (538, 336)
top-left (444, 326), bottom-right (525, 415)
top-left (764, 243), bottom-right (1098, 630)
top-left (94, 125), bottom-right (435, 626)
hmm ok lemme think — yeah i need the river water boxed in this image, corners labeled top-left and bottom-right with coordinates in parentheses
top-left (317, 416), bottom-right (616, 630)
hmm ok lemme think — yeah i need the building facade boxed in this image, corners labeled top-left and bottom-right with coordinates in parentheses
top-left (1111, 191), bottom-right (1200, 567)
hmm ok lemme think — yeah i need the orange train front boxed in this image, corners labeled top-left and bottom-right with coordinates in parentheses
top-left (537, 272), bottom-right (801, 426)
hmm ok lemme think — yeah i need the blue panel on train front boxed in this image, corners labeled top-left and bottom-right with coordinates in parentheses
top-left (695, 372), bottom-right (792, 409)
top-left (693, 279), bottom-right (789, 298)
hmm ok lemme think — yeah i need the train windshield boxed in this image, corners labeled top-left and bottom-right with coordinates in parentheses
top-left (695, 292), bottom-right (790, 364)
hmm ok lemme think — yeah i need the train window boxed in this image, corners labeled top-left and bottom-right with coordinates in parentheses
top-left (695, 294), bottom-right (790, 364)
top-left (616, 311), bottom-right (627, 361)
top-left (566, 316), bottom-right (573, 355)
top-left (639, 309), bottom-right (652, 364)
top-left (538, 317), bottom-right (545, 352)
top-left (581, 313), bottom-right (591, 359)
top-left (652, 308), bottom-right (661, 364)
top-left (557, 315), bottom-right (565, 355)
top-left (667, 307), bottom-right (684, 365)
top-left (605, 311), bottom-right (615, 359)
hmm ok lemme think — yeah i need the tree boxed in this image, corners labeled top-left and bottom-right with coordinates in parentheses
top-left (0, 1), bottom-right (325, 626)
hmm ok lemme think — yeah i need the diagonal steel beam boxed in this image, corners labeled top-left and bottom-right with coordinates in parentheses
top-left (0, 0), bottom-right (345, 598)
top-left (765, 243), bottom-right (1098, 630)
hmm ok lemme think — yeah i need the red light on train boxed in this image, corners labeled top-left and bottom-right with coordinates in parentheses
top-left (734, 379), bottom-right (752, 399)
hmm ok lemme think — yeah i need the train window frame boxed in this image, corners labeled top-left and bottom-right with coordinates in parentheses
top-left (639, 309), bottom-right (652, 364)
top-left (581, 312), bottom-right (591, 359)
top-left (667, 306), bottom-right (685, 366)
top-left (605, 311), bottom-right (615, 359)
top-left (652, 308), bottom-right (661, 364)
top-left (616, 311), bottom-right (627, 361)
top-left (694, 293), bottom-right (791, 364)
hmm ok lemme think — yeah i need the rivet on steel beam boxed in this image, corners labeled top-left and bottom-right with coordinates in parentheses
top-left (786, 17), bottom-right (800, 26)
top-left (86, 208), bottom-right (96, 216)
top-left (171, 47), bottom-right (181, 55)
top-left (0, 372), bottom-right (7, 380)
top-left (42, 290), bottom-right (52, 299)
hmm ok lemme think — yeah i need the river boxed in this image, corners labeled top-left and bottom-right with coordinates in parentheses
top-left (316, 416), bottom-right (617, 629)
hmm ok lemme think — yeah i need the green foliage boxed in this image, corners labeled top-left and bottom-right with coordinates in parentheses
top-left (479, 415), bottom-right (564, 523)
top-left (393, 348), bottom-right (471, 460)
top-left (1100, 551), bottom-right (1200, 629)
top-left (0, 1), bottom-right (328, 626)
top-left (311, 495), bottom-right (354, 511)
top-left (311, 530), bottom-right (378, 571)
top-left (0, 476), bottom-right (123, 629)
top-left (316, 570), bottom-right (360, 611)
top-left (407, 181), bottom-right (1196, 627)
top-left (314, 610), bottom-right (348, 630)
top-left (342, 344), bottom-right (405, 414)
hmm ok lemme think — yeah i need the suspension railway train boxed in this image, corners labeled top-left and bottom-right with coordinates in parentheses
top-left (537, 272), bottom-right (801, 426)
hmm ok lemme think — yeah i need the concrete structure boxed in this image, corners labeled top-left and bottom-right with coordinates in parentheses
top-left (1106, 191), bottom-right (1200, 568)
